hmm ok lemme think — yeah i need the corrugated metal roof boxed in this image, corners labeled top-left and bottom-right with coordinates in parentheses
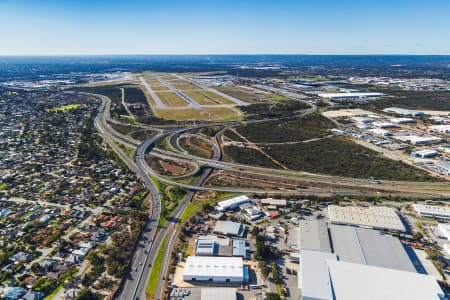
top-left (299, 249), bottom-right (337, 299)
top-left (330, 225), bottom-right (416, 272)
top-left (184, 256), bottom-right (243, 279)
top-left (328, 260), bottom-right (444, 300)
top-left (299, 220), bottom-right (331, 252)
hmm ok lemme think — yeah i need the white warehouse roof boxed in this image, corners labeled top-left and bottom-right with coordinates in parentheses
top-left (217, 195), bottom-right (250, 211)
top-left (183, 256), bottom-right (244, 282)
top-left (383, 107), bottom-right (424, 116)
top-left (318, 92), bottom-right (385, 99)
top-left (327, 260), bottom-right (444, 300)
top-left (328, 205), bottom-right (406, 232)
top-left (299, 249), bottom-right (337, 299)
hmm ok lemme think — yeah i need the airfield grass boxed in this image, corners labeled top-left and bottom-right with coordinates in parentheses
top-left (172, 82), bottom-right (199, 90)
top-left (150, 84), bottom-right (170, 91)
top-left (46, 103), bottom-right (86, 112)
top-left (200, 90), bottom-right (235, 104)
top-left (156, 91), bottom-right (189, 107)
top-left (183, 90), bottom-right (217, 105)
top-left (155, 107), bottom-right (242, 121)
top-left (216, 86), bottom-right (291, 103)
top-left (146, 236), bottom-right (168, 300)
top-left (215, 86), bottom-right (256, 102)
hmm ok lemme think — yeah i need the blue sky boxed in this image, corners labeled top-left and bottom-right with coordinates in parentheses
top-left (0, 0), bottom-right (449, 55)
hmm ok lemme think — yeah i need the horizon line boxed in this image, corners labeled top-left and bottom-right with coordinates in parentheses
top-left (0, 53), bottom-right (450, 57)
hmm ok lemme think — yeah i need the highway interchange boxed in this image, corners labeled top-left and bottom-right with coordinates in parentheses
top-left (89, 90), bottom-right (450, 300)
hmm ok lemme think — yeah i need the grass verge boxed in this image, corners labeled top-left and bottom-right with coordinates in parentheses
top-left (146, 236), bottom-right (168, 299)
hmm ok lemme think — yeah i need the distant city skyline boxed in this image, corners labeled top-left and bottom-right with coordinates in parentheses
top-left (0, 0), bottom-right (449, 55)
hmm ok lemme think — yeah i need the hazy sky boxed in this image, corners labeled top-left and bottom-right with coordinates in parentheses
top-left (0, 0), bottom-right (449, 55)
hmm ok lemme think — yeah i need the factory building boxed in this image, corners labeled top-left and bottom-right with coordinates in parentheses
top-left (429, 125), bottom-right (450, 135)
top-left (213, 220), bottom-right (244, 237)
top-left (368, 128), bottom-right (392, 137)
top-left (372, 121), bottom-right (398, 128)
top-left (318, 92), bottom-right (385, 101)
top-left (390, 117), bottom-right (416, 124)
top-left (327, 205), bottom-right (406, 232)
top-left (411, 149), bottom-right (438, 158)
top-left (216, 195), bottom-right (251, 212)
top-left (195, 236), bottom-right (248, 257)
top-left (183, 256), bottom-right (246, 284)
top-left (383, 107), bottom-right (424, 117)
top-left (394, 135), bottom-right (442, 145)
top-left (326, 260), bottom-right (444, 300)
top-left (413, 204), bottom-right (450, 219)
top-left (329, 225), bottom-right (416, 272)
top-left (298, 249), bottom-right (443, 300)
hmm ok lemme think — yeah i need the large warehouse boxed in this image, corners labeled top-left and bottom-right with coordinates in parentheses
top-left (327, 205), bottom-right (406, 232)
top-left (216, 195), bottom-right (251, 211)
top-left (213, 220), bottom-right (244, 237)
top-left (318, 92), bottom-right (385, 101)
top-left (299, 250), bottom-right (444, 300)
top-left (183, 256), bottom-right (246, 284)
top-left (329, 225), bottom-right (416, 272)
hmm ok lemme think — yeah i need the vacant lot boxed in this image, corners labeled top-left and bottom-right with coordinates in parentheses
top-left (224, 137), bottom-right (437, 181)
top-left (240, 100), bottom-right (310, 119)
top-left (156, 91), bottom-right (188, 107)
top-left (233, 114), bottom-right (334, 143)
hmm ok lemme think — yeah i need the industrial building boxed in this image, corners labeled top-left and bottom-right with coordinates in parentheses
top-left (195, 236), bottom-right (247, 257)
top-left (411, 149), bottom-right (438, 158)
top-left (435, 161), bottom-right (450, 175)
top-left (372, 121), bottom-right (398, 128)
top-left (201, 288), bottom-right (236, 300)
top-left (327, 205), bottom-right (406, 232)
top-left (326, 260), bottom-right (444, 300)
top-left (299, 220), bottom-right (331, 252)
top-left (329, 225), bottom-right (416, 272)
top-left (394, 135), bottom-right (442, 145)
top-left (429, 125), bottom-right (450, 135)
top-left (216, 195), bottom-right (251, 212)
top-left (413, 204), bottom-right (450, 219)
top-left (195, 237), bottom-right (217, 256)
top-left (299, 249), bottom-right (444, 300)
top-left (318, 92), bottom-right (385, 101)
top-left (259, 198), bottom-right (287, 208)
top-left (383, 107), bottom-right (425, 117)
top-left (368, 128), bottom-right (392, 137)
top-left (183, 256), bottom-right (246, 284)
top-left (390, 117), bottom-right (416, 124)
top-left (298, 249), bottom-right (337, 300)
top-left (213, 220), bottom-right (244, 237)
